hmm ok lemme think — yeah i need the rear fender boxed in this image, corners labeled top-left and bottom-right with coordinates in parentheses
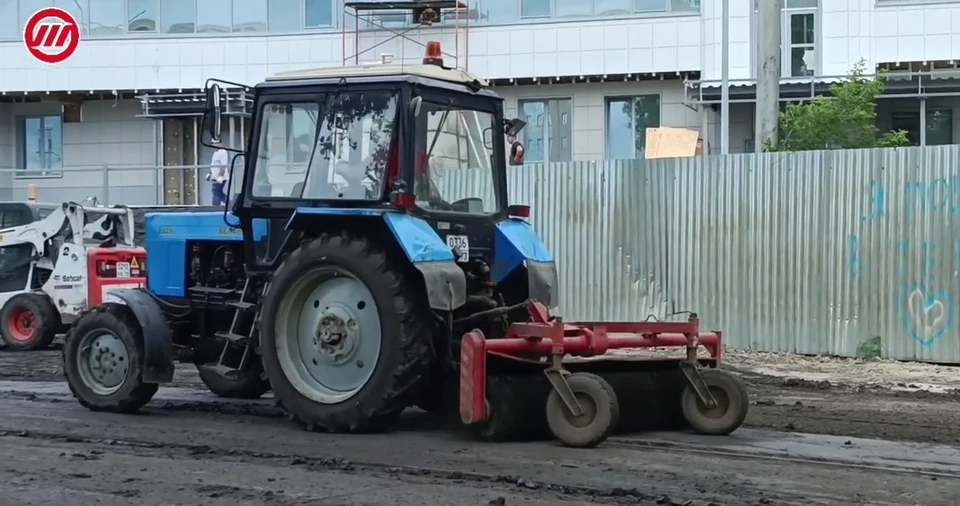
top-left (382, 213), bottom-right (466, 311)
top-left (102, 288), bottom-right (175, 384)
top-left (284, 207), bottom-right (466, 311)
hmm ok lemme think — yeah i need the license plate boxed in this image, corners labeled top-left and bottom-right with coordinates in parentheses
top-left (116, 262), bottom-right (131, 278)
top-left (446, 235), bottom-right (469, 263)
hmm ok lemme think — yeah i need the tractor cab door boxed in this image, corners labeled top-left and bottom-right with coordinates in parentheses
top-left (405, 94), bottom-right (510, 268)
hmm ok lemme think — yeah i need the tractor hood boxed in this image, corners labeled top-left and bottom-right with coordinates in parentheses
top-left (492, 218), bottom-right (559, 308)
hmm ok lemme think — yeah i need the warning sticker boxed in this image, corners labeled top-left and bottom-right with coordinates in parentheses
top-left (131, 257), bottom-right (139, 269)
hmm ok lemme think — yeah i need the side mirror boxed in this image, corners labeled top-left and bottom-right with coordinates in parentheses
top-left (409, 96), bottom-right (422, 117)
top-left (504, 118), bottom-right (526, 137)
top-left (205, 83), bottom-right (222, 143)
top-left (482, 127), bottom-right (493, 149)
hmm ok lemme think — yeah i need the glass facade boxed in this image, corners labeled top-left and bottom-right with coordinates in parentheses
top-left (0, 0), bottom-right (699, 40)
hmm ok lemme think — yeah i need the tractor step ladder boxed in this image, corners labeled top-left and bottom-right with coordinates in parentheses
top-left (200, 278), bottom-right (262, 378)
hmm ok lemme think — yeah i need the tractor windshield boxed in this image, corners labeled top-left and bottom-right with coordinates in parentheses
top-left (413, 101), bottom-right (500, 214)
top-left (250, 92), bottom-right (398, 200)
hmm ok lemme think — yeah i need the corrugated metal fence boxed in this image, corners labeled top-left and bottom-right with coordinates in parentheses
top-left (17, 146), bottom-right (960, 362)
top-left (439, 146), bottom-right (960, 363)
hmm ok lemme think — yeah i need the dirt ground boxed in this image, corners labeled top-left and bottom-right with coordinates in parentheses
top-left (1, 346), bottom-right (959, 505)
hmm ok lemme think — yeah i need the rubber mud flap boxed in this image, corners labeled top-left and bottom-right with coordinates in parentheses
top-left (414, 261), bottom-right (467, 311)
top-left (525, 260), bottom-right (558, 308)
top-left (104, 289), bottom-right (175, 384)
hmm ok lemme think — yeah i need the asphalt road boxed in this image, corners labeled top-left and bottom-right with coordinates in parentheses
top-left (0, 374), bottom-right (956, 506)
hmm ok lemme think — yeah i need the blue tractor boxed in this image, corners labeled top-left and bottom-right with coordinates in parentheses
top-left (62, 42), bottom-right (748, 447)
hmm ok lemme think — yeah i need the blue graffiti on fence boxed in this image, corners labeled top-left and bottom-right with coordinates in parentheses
top-left (850, 178), bottom-right (960, 347)
top-left (861, 176), bottom-right (960, 223)
top-left (897, 283), bottom-right (954, 347)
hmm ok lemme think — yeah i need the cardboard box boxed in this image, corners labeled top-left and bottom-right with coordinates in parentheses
top-left (644, 127), bottom-right (704, 159)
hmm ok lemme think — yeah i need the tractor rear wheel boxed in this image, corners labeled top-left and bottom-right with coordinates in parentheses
top-left (258, 233), bottom-right (430, 433)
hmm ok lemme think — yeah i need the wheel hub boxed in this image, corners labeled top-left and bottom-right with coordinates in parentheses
top-left (81, 332), bottom-right (129, 393)
top-left (275, 269), bottom-right (383, 404)
top-left (313, 305), bottom-right (360, 365)
top-left (8, 308), bottom-right (36, 342)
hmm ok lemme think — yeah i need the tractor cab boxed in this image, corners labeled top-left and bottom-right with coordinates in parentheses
top-left (203, 42), bottom-right (528, 279)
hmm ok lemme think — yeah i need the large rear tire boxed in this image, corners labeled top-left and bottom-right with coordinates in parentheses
top-left (258, 233), bottom-right (431, 433)
top-left (0, 293), bottom-right (60, 351)
top-left (63, 305), bottom-right (158, 413)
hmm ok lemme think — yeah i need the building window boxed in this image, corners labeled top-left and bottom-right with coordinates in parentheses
top-left (305, 0), bottom-right (333, 27)
top-left (127, 0), bottom-right (158, 31)
top-left (90, 0), bottom-right (126, 35)
top-left (786, 10), bottom-right (816, 76)
top-left (892, 109), bottom-right (954, 146)
top-left (160, 0), bottom-right (196, 33)
top-left (20, 115), bottom-right (64, 173)
top-left (751, 0), bottom-right (818, 78)
top-left (232, 0), bottom-right (267, 31)
top-left (520, 0), bottom-right (550, 17)
top-left (532, 0), bottom-right (697, 18)
top-left (268, 0), bottom-right (301, 32)
top-left (605, 95), bottom-right (661, 159)
top-left (197, 0), bottom-right (232, 32)
top-left (517, 98), bottom-right (573, 163)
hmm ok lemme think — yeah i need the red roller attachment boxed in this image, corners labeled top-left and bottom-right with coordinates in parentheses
top-left (459, 301), bottom-right (739, 447)
top-left (459, 330), bottom-right (487, 424)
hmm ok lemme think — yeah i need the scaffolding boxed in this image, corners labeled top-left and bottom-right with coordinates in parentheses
top-left (342, 1), bottom-right (470, 69)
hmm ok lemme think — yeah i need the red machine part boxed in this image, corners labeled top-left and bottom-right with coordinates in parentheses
top-left (459, 301), bottom-right (722, 426)
top-left (86, 247), bottom-right (147, 307)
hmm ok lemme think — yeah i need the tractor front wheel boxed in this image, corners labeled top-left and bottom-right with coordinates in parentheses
top-left (258, 233), bottom-right (431, 433)
top-left (63, 306), bottom-right (158, 413)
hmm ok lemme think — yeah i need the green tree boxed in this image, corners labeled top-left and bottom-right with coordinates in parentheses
top-left (765, 60), bottom-right (910, 152)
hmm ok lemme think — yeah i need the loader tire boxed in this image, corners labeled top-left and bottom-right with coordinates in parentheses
top-left (258, 233), bottom-right (431, 433)
top-left (0, 293), bottom-right (60, 351)
top-left (63, 306), bottom-right (158, 413)
top-left (197, 361), bottom-right (271, 399)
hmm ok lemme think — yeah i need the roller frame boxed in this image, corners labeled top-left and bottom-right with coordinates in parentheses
top-left (459, 301), bottom-right (724, 425)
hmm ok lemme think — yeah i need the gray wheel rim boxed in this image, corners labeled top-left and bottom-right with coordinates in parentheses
top-left (274, 267), bottom-right (382, 404)
top-left (77, 331), bottom-right (130, 395)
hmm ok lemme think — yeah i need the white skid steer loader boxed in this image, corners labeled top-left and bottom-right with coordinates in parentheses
top-left (0, 202), bottom-right (146, 351)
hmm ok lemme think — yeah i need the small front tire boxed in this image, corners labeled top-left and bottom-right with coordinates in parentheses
top-left (63, 306), bottom-right (158, 413)
top-left (545, 372), bottom-right (620, 448)
top-left (681, 369), bottom-right (749, 435)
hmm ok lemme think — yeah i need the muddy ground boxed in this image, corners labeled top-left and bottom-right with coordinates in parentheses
top-left (1, 347), bottom-right (958, 505)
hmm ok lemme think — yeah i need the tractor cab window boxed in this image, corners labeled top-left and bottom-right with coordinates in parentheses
top-left (413, 102), bottom-right (499, 215)
top-left (251, 92), bottom-right (398, 201)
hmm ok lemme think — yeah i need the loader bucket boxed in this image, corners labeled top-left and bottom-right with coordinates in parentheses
top-left (459, 302), bottom-right (748, 448)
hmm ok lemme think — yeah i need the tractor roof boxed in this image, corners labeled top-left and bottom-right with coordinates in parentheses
top-left (263, 62), bottom-right (489, 89)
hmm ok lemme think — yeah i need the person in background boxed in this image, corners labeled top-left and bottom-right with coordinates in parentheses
top-left (206, 140), bottom-right (230, 206)
top-left (507, 134), bottom-right (524, 165)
